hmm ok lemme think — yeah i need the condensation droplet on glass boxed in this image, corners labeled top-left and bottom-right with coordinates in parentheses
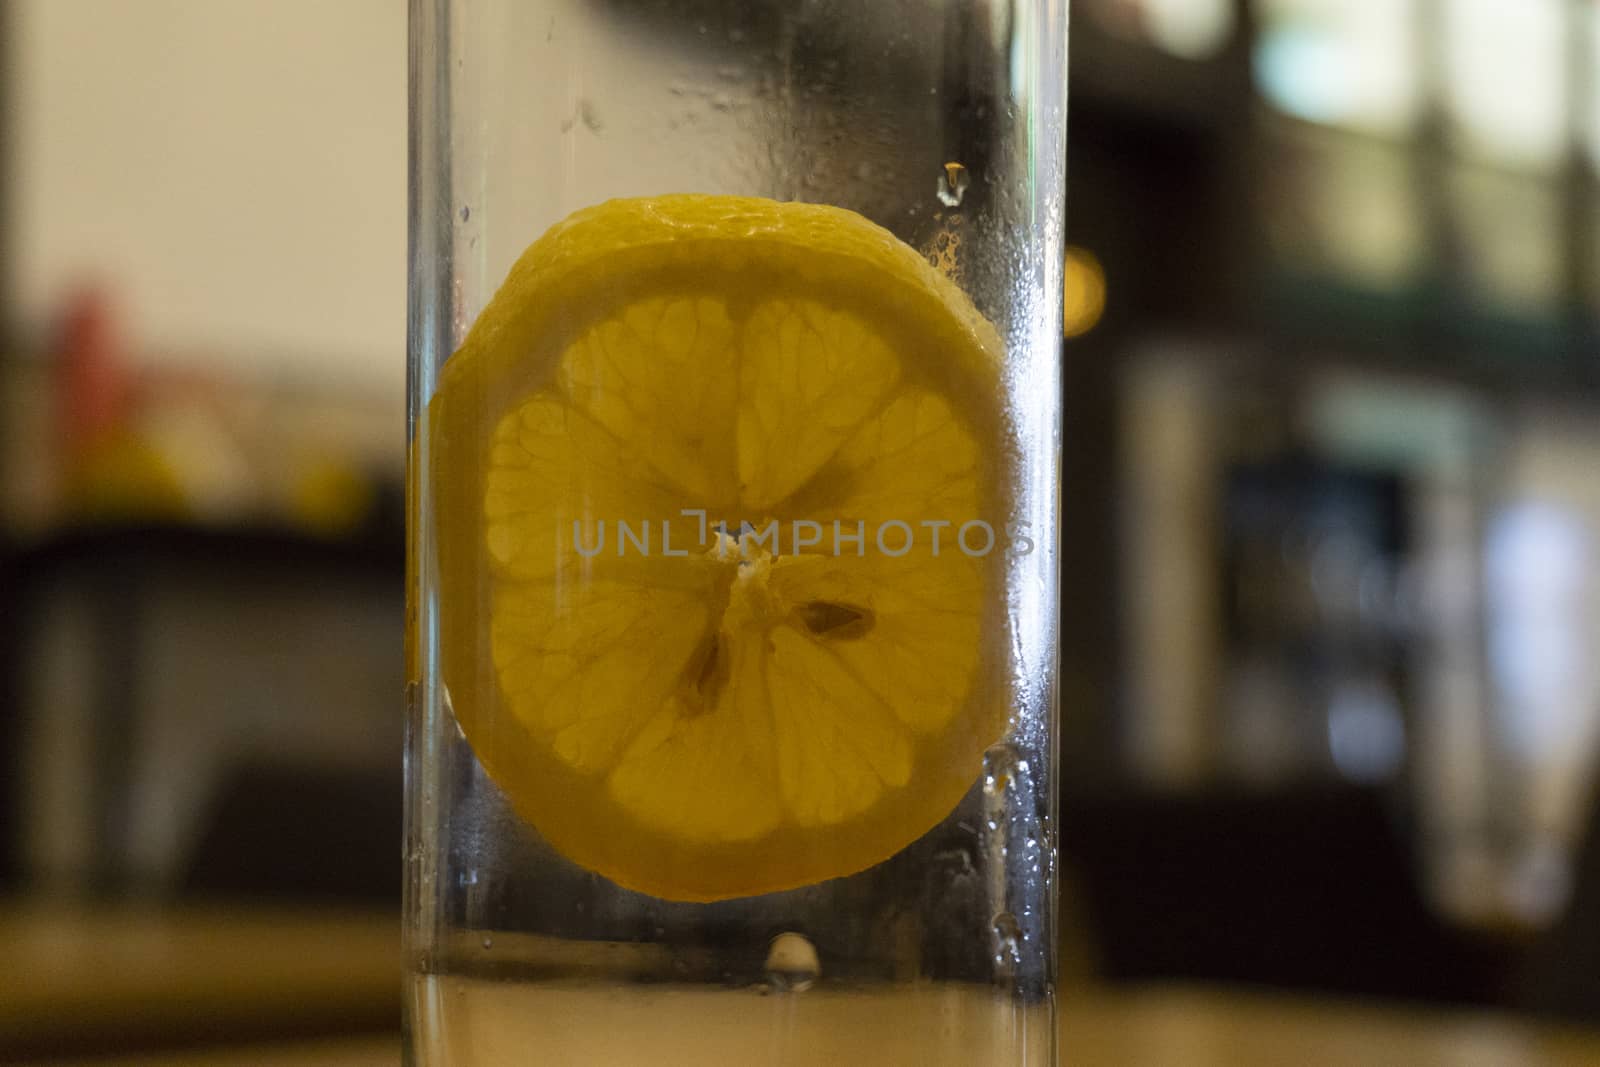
top-left (716, 64), bottom-right (744, 81)
top-left (938, 161), bottom-right (970, 207)
top-left (459, 205), bottom-right (470, 222)
top-left (984, 742), bottom-right (1022, 780)
top-left (709, 93), bottom-right (734, 112)
top-left (481, 935), bottom-right (493, 950)
top-left (764, 932), bottom-right (820, 993)
top-left (729, 26), bottom-right (746, 43)
top-left (855, 161), bottom-right (874, 181)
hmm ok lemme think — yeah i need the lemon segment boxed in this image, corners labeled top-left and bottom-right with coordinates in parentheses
top-left (736, 299), bottom-right (901, 512)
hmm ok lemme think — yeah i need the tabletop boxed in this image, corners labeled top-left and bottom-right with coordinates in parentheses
top-left (0, 903), bottom-right (399, 1059)
top-left (35, 989), bottom-right (1600, 1067)
top-left (6, 905), bottom-right (1599, 1066)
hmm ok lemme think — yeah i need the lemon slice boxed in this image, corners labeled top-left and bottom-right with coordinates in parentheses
top-left (431, 195), bottom-right (1009, 901)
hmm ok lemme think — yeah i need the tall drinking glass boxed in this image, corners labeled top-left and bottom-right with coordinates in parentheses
top-left (407, 1), bottom-right (1066, 1062)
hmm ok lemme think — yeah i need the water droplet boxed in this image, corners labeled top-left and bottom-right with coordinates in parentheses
top-left (716, 64), bottom-right (744, 81)
top-left (481, 935), bottom-right (494, 950)
top-left (709, 93), bottom-right (734, 112)
top-left (763, 932), bottom-right (820, 992)
top-left (459, 205), bottom-right (470, 222)
top-left (937, 161), bottom-right (970, 207)
top-left (992, 912), bottom-right (1022, 972)
top-left (984, 742), bottom-right (1022, 783)
top-left (729, 26), bottom-right (746, 43)
top-left (855, 161), bottom-right (874, 181)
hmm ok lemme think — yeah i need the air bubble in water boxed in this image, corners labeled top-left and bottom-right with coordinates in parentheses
top-left (937, 161), bottom-right (970, 207)
top-left (763, 932), bottom-right (820, 992)
top-left (992, 912), bottom-right (1022, 971)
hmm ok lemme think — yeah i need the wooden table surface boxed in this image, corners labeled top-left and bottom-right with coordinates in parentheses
top-left (7, 905), bottom-right (1600, 1066)
top-left (36, 989), bottom-right (1600, 1067)
top-left (0, 904), bottom-right (400, 1060)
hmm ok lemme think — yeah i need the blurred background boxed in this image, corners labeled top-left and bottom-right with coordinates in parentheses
top-left (4, 0), bottom-right (1600, 1063)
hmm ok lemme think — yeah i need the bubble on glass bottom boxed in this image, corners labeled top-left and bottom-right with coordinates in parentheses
top-left (938, 161), bottom-right (971, 207)
top-left (763, 932), bottom-right (820, 993)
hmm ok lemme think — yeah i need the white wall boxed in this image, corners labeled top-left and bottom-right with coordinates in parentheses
top-left (8, 0), bottom-right (405, 393)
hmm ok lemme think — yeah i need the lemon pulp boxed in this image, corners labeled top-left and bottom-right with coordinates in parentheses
top-left (431, 195), bottom-right (1009, 901)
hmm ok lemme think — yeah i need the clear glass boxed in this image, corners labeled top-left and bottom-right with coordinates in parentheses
top-left (406, 2), bottom-right (1066, 1063)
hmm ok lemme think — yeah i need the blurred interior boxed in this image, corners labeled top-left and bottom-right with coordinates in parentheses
top-left (4, 0), bottom-right (1600, 1063)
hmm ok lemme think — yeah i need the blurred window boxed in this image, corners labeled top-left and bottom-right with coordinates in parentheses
top-left (1448, 166), bottom-right (1562, 315)
top-left (1442, 0), bottom-right (1567, 171)
top-left (1084, 0), bottom-right (1236, 60)
top-left (1263, 121), bottom-right (1425, 288)
top-left (1255, 0), bottom-right (1420, 137)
